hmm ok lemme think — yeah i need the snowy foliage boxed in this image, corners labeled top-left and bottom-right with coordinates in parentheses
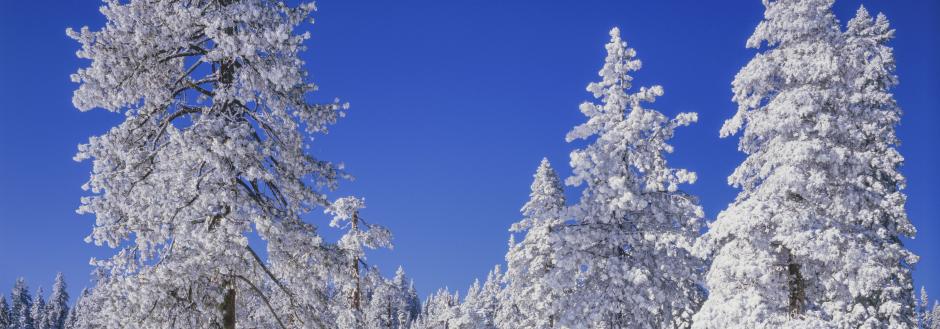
top-left (456, 266), bottom-right (502, 329)
top-left (497, 159), bottom-right (568, 328)
top-left (10, 278), bottom-right (33, 329)
top-left (695, 1), bottom-right (917, 328)
top-left (553, 27), bottom-right (705, 328)
top-left (67, 0), bottom-right (360, 327)
top-left (360, 267), bottom-right (421, 329)
top-left (328, 197), bottom-right (393, 329)
top-left (412, 288), bottom-right (460, 329)
top-left (45, 274), bottom-right (69, 329)
top-left (0, 296), bottom-right (11, 329)
top-left (29, 288), bottom-right (44, 329)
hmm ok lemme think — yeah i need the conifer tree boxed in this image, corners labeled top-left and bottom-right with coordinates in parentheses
top-left (45, 274), bottom-right (68, 329)
top-left (695, 1), bottom-right (917, 327)
top-left (498, 158), bottom-right (567, 329)
top-left (29, 288), bottom-right (44, 329)
top-left (555, 27), bottom-right (704, 328)
top-left (0, 296), bottom-right (11, 329)
top-left (63, 288), bottom-right (91, 329)
top-left (68, 0), bottom-right (352, 327)
top-left (10, 278), bottom-right (33, 329)
top-left (413, 288), bottom-right (460, 329)
top-left (328, 197), bottom-right (393, 329)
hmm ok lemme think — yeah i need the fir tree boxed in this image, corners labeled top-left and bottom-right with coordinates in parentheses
top-left (10, 278), bottom-right (33, 329)
top-left (29, 288), bottom-right (45, 329)
top-left (0, 296), bottom-right (11, 329)
top-left (498, 158), bottom-right (567, 329)
top-left (45, 274), bottom-right (68, 329)
top-left (696, 1), bottom-right (917, 327)
top-left (556, 27), bottom-right (704, 328)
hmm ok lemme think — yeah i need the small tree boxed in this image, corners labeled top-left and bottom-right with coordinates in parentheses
top-left (10, 278), bottom-right (33, 329)
top-left (328, 197), bottom-right (393, 329)
top-left (413, 288), bottom-right (460, 329)
top-left (29, 288), bottom-right (45, 329)
top-left (498, 158), bottom-right (567, 329)
top-left (0, 296), bottom-right (11, 329)
top-left (45, 273), bottom-right (69, 329)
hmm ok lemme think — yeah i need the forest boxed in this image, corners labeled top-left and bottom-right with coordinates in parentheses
top-left (0, 0), bottom-right (937, 328)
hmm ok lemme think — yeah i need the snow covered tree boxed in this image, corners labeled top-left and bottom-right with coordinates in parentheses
top-left (456, 266), bottom-right (501, 329)
top-left (392, 267), bottom-right (422, 326)
top-left (0, 296), bottom-right (11, 329)
top-left (553, 27), bottom-right (704, 328)
top-left (413, 288), bottom-right (460, 329)
top-left (497, 158), bottom-right (568, 329)
top-left (29, 288), bottom-right (44, 329)
top-left (63, 288), bottom-right (93, 329)
top-left (917, 288), bottom-right (940, 329)
top-left (68, 0), bottom-right (350, 327)
top-left (362, 266), bottom-right (421, 329)
top-left (45, 274), bottom-right (68, 329)
top-left (695, 1), bottom-right (917, 328)
top-left (10, 278), bottom-right (33, 329)
top-left (328, 197), bottom-right (393, 329)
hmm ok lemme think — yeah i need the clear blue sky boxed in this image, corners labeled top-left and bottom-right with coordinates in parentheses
top-left (1, 0), bottom-right (937, 304)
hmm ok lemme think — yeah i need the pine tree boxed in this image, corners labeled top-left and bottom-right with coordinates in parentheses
top-left (695, 1), bottom-right (917, 328)
top-left (63, 288), bottom-right (91, 329)
top-left (67, 0), bottom-right (353, 327)
top-left (413, 288), bottom-right (460, 329)
top-left (10, 278), bottom-right (33, 329)
top-left (45, 274), bottom-right (68, 329)
top-left (498, 158), bottom-right (567, 329)
top-left (456, 266), bottom-right (501, 329)
top-left (555, 27), bottom-right (704, 328)
top-left (328, 197), bottom-right (393, 329)
top-left (0, 296), bottom-right (11, 329)
top-left (362, 266), bottom-right (420, 329)
top-left (391, 267), bottom-right (421, 326)
top-left (29, 288), bottom-right (45, 329)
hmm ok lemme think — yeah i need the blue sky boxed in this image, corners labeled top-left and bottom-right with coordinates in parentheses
top-left (1, 0), bottom-right (937, 305)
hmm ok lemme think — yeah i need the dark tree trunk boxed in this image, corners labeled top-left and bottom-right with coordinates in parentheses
top-left (784, 247), bottom-right (805, 317)
top-left (222, 283), bottom-right (236, 329)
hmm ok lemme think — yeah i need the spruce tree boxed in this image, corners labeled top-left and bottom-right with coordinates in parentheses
top-left (45, 274), bottom-right (68, 329)
top-left (29, 288), bottom-right (44, 329)
top-left (695, 1), bottom-right (917, 327)
top-left (10, 278), bottom-right (33, 329)
top-left (498, 158), bottom-right (567, 329)
top-left (556, 27), bottom-right (704, 328)
top-left (0, 296), bottom-right (11, 329)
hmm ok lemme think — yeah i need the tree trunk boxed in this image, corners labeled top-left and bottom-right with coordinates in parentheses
top-left (784, 247), bottom-right (805, 317)
top-left (222, 282), bottom-right (236, 329)
top-left (218, 1), bottom-right (237, 328)
top-left (352, 211), bottom-right (362, 312)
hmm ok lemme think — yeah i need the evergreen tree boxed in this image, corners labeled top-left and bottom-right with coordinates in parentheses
top-left (0, 296), bottom-right (11, 329)
top-left (392, 267), bottom-right (422, 326)
top-left (328, 197), bottom-right (393, 329)
top-left (695, 1), bottom-right (917, 327)
top-left (45, 274), bottom-right (68, 329)
top-left (555, 27), bottom-right (704, 328)
top-left (10, 278), bottom-right (33, 329)
top-left (362, 266), bottom-right (420, 329)
top-left (63, 288), bottom-right (91, 329)
top-left (413, 288), bottom-right (460, 329)
top-left (67, 0), bottom-right (357, 327)
top-left (29, 288), bottom-right (44, 329)
top-left (456, 266), bottom-right (501, 329)
top-left (498, 158), bottom-right (567, 329)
